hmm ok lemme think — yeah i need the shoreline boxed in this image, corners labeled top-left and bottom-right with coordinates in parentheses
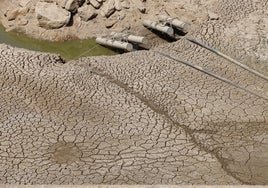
top-left (0, 24), bottom-right (116, 60)
top-left (0, 0), bottom-right (213, 42)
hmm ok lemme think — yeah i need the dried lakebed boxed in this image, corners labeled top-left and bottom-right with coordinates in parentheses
top-left (0, 0), bottom-right (268, 185)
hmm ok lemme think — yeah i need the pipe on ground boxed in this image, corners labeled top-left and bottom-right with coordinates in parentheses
top-left (111, 32), bottom-right (148, 44)
top-left (143, 20), bottom-right (174, 36)
top-left (96, 37), bottom-right (133, 51)
top-left (158, 15), bottom-right (190, 33)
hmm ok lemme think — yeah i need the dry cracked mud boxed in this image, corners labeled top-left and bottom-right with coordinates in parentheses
top-left (0, 0), bottom-right (268, 185)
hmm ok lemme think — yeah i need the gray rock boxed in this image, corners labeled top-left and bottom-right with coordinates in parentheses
top-left (78, 5), bottom-right (97, 21)
top-left (35, 2), bottom-right (71, 29)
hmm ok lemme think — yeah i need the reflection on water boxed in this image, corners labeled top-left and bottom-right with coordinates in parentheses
top-left (0, 25), bottom-right (115, 60)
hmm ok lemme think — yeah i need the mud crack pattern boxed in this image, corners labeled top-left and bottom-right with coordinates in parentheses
top-left (0, 0), bottom-right (268, 185)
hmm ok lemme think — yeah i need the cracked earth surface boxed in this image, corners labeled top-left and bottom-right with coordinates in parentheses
top-left (0, 0), bottom-right (268, 185)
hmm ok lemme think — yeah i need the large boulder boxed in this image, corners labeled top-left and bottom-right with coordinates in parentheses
top-left (35, 2), bottom-right (71, 29)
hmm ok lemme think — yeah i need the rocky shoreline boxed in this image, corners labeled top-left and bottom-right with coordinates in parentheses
top-left (0, 0), bottom-right (217, 41)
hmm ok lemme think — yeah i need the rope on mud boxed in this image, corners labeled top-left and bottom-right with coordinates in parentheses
top-left (187, 38), bottom-right (268, 82)
top-left (155, 51), bottom-right (268, 101)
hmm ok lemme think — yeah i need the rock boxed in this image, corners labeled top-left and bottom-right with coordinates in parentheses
top-left (43, 0), bottom-right (84, 11)
top-left (121, 0), bottom-right (130, 9)
top-left (78, 0), bottom-right (86, 6)
top-left (131, 0), bottom-right (146, 13)
top-left (5, 9), bottom-right (20, 21)
top-left (100, 0), bottom-right (115, 18)
top-left (19, 0), bottom-right (32, 7)
top-left (208, 11), bottom-right (219, 20)
top-left (35, 2), bottom-right (71, 29)
top-left (65, 0), bottom-right (79, 12)
top-left (138, 6), bottom-right (146, 13)
top-left (114, 0), bottom-right (122, 11)
top-left (78, 5), bottom-right (97, 21)
top-left (105, 19), bottom-right (117, 28)
top-left (5, 7), bottom-right (29, 21)
top-left (88, 0), bottom-right (102, 9)
top-left (17, 18), bottom-right (29, 26)
top-left (49, 0), bottom-right (66, 8)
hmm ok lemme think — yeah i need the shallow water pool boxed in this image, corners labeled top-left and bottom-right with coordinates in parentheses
top-left (0, 25), bottom-right (115, 60)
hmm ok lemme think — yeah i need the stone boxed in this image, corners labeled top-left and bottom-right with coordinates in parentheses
top-left (105, 19), bottom-right (117, 28)
top-left (78, 0), bottom-right (86, 6)
top-left (42, 0), bottom-right (84, 11)
top-left (78, 5), bottom-right (98, 21)
top-left (100, 0), bottom-right (115, 18)
top-left (89, 0), bottom-right (102, 9)
top-left (138, 6), bottom-right (146, 13)
top-left (5, 7), bottom-right (29, 21)
top-left (121, 0), bottom-right (130, 9)
top-left (19, 0), bottom-right (32, 7)
top-left (17, 18), bottom-right (29, 26)
top-left (208, 11), bottom-right (219, 20)
top-left (65, 0), bottom-right (79, 12)
top-left (35, 2), bottom-right (71, 29)
top-left (114, 0), bottom-right (122, 11)
top-left (131, 0), bottom-right (146, 13)
top-left (137, 4), bottom-right (146, 13)
top-left (5, 9), bottom-right (20, 21)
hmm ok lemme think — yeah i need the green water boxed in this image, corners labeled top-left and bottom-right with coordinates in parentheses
top-left (0, 25), bottom-right (115, 60)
